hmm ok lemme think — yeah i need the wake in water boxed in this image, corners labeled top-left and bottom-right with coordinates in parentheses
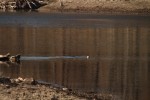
top-left (20, 56), bottom-right (149, 61)
top-left (21, 56), bottom-right (89, 61)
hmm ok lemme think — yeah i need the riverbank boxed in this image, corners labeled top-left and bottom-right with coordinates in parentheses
top-left (38, 0), bottom-right (150, 15)
top-left (0, 0), bottom-right (150, 14)
top-left (0, 77), bottom-right (113, 100)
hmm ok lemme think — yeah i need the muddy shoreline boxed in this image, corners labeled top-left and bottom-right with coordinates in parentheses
top-left (37, 1), bottom-right (150, 15)
top-left (38, 7), bottom-right (150, 16)
top-left (0, 77), bottom-right (113, 100)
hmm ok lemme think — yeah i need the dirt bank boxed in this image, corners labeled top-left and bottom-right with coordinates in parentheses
top-left (38, 0), bottom-right (150, 14)
top-left (0, 77), bottom-right (113, 100)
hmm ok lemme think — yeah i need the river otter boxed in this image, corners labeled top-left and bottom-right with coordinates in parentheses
top-left (0, 53), bottom-right (20, 63)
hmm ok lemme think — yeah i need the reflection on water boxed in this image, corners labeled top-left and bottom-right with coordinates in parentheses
top-left (0, 12), bottom-right (150, 100)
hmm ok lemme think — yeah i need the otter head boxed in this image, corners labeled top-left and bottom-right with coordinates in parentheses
top-left (9, 55), bottom-right (20, 64)
top-left (9, 56), bottom-right (16, 63)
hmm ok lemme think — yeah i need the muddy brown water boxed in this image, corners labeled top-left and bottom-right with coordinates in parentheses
top-left (0, 12), bottom-right (150, 100)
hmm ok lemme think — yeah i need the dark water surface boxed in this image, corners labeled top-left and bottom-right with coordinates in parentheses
top-left (0, 12), bottom-right (150, 100)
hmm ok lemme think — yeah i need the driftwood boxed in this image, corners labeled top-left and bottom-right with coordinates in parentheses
top-left (0, 0), bottom-right (46, 10)
top-left (15, 0), bottom-right (46, 9)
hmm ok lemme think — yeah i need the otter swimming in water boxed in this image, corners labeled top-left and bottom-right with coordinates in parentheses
top-left (0, 53), bottom-right (20, 63)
